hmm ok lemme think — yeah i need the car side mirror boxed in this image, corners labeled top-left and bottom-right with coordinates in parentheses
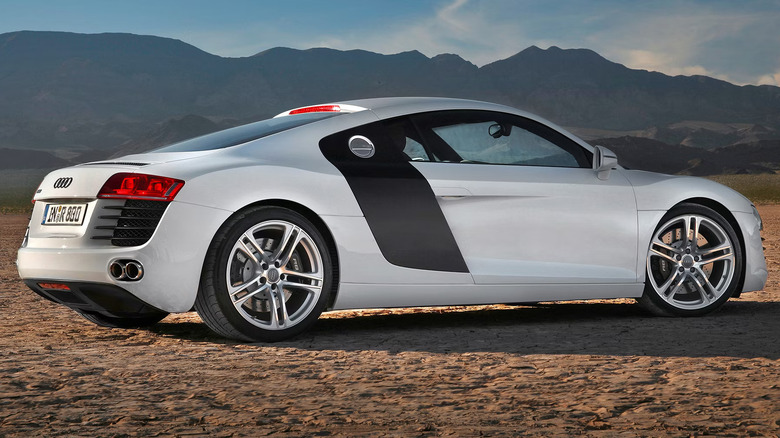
top-left (592, 145), bottom-right (618, 180)
top-left (488, 123), bottom-right (512, 138)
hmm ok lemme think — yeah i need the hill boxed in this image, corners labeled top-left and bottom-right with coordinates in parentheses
top-left (1, 30), bottom-right (779, 170)
top-left (594, 137), bottom-right (780, 176)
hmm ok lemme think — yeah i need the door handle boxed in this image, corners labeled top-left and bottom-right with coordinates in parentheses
top-left (433, 187), bottom-right (472, 199)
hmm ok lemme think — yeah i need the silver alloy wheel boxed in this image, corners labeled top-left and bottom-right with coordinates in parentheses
top-left (226, 219), bottom-right (324, 330)
top-left (646, 214), bottom-right (736, 310)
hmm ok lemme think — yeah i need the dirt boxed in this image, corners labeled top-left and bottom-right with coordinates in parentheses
top-left (1, 206), bottom-right (779, 437)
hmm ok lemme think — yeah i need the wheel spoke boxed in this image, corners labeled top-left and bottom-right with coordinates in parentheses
top-left (696, 267), bottom-right (719, 298)
top-left (232, 282), bottom-right (269, 307)
top-left (703, 252), bottom-right (733, 264)
top-left (665, 273), bottom-right (687, 299)
top-left (682, 216), bottom-right (693, 247)
top-left (280, 269), bottom-right (323, 282)
top-left (266, 289), bottom-right (286, 329)
top-left (650, 247), bottom-right (677, 263)
top-left (690, 274), bottom-right (712, 305)
top-left (242, 232), bottom-right (270, 263)
top-left (281, 279), bottom-right (322, 296)
top-left (652, 239), bottom-right (681, 255)
top-left (277, 228), bottom-right (304, 267)
top-left (228, 274), bottom-right (262, 295)
top-left (699, 243), bottom-right (732, 257)
top-left (656, 269), bottom-right (679, 295)
top-left (692, 217), bottom-right (702, 250)
top-left (277, 290), bottom-right (290, 327)
top-left (238, 240), bottom-right (260, 264)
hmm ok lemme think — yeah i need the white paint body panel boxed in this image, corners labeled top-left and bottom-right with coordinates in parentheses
top-left (413, 162), bottom-right (638, 284)
top-left (17, 97), bottom-right (767, 315)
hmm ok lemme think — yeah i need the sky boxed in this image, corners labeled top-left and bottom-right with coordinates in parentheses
top-left (1, 0), bottom-right (779, 86)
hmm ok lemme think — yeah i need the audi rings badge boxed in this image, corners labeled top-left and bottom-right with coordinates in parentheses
top-left (53, 177), bottom-right (73, 189)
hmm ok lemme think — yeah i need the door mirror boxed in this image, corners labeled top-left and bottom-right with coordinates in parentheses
top-left (488, 123), bottom-right (511, 138)
top-left (592, 145), bottom-right (618, 180)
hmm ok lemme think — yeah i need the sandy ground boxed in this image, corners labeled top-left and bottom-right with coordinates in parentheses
top-left (1, 206), bottom-right (778, 437)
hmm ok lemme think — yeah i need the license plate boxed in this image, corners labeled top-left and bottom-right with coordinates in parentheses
top-left (41, 204), bottom-right (88, 226)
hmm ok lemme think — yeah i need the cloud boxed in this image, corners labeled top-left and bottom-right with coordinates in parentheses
top-left (586, 5), bottom-right (780, 85)
top-left (757, 71), bottom-right (780, 86)
top-left (296, 0), bottom-right (536, 65)
top-left (171, 0), bottom-right (780, 86)
top-left (623, 49), bottom-right (732, 82)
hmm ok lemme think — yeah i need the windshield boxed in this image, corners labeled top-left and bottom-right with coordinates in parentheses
top-left (152, 112), bottom-right (338, 153)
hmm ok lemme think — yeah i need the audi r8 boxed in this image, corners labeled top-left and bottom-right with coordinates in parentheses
top-left (17, 97), bottom-right (768, 341)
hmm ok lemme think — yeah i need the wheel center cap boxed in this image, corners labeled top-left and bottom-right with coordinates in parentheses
top-left (266, 268), bottom-right (280, 283)
top-left (682, 255), bottom-right (695, 269)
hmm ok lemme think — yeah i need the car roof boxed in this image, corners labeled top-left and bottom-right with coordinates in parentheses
top-left (333, 96), bottom-right (523, 119)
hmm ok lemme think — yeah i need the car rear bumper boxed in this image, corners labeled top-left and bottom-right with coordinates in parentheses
top-left (17, 200), bottom-right (232, 312)
top-left (24, 280), bottom-right (164, 318)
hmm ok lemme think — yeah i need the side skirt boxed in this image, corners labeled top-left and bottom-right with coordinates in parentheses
top-left (331, 283), bottom-right (645, 310)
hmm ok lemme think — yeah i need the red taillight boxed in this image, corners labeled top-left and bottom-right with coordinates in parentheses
top-left (97, 173), bottom-right (184, 202)
top-left (288, 104), bottom-right (341, 115)
top-left (38, 282), bottom-right (70, 291)
top-left (32, 182), bottom-right (42, 204)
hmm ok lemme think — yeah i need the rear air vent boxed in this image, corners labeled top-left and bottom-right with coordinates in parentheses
top-left (92, 199), bottom-right (169, 246)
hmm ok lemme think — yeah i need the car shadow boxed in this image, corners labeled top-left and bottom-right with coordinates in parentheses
top-left (148, 300), bottom-right (780, 359)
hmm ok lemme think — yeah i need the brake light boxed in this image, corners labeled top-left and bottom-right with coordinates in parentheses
top-left (97, 173), bottom-right (184, 202)
top-left (288, 105), bottom-right (342, 115)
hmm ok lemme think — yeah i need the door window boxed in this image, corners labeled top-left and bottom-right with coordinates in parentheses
top-left (411, 111), bottom-right (591, 168)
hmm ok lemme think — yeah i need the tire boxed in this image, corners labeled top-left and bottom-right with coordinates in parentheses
top-left (195, 206), bottom-right (334, 342)
top-left (638, 203), bottom-right (743, 316)
top-left (77, 310), bottom-right (168, 328)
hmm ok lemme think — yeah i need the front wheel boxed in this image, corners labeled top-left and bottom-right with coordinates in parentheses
top-left (195, 206), bottom-right (334, 342)
top-left (639, 203), bottom-right (743, 316)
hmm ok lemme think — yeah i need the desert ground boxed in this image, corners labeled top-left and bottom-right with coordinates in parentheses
top-left (1, 206), bottom-right (778, 437)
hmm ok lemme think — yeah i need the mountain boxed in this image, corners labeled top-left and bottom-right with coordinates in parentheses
top-left (0, 148), bottom-right (70, 169)
top-left (107, 114), bottom-right (230, 159)
top-left (1, 30), bottom-right (779, 172)
top-left (594, 137), bottom-right (780, 176)
top-left (481, 46), bottom-right (780, 130)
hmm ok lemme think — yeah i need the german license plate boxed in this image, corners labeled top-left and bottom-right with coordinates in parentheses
top-left (42, 204), bottom-right (88, 226)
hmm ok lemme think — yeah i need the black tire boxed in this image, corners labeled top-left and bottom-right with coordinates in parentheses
top-left (77, 310), bottom-right (168, 328)
top-left (638, 203), bottom-right (743, 316)
top-left (195, 206), bottom-right (334, 342)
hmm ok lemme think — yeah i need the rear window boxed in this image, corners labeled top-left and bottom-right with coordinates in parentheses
top-left (152, 112), bottom-right (338, 153)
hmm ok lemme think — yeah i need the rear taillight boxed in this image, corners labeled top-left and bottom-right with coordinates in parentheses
top-left (32, 182), bottom-right (41, 204)
top-left (97, 173), bottom-right (184, 202)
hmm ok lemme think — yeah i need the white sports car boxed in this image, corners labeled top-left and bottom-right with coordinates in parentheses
top-left (17, 97), bottom-right (767, 342)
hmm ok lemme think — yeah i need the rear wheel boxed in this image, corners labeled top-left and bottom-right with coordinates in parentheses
top-left (639, 203), bottom-right (743, 316)
top-left (77, 310), bottom-right (168, 328)
top-left (195, 206), bottom-right (333, 342)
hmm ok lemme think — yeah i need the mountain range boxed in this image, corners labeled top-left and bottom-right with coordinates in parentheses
top-left (1, 30), bottom-right (779, 174)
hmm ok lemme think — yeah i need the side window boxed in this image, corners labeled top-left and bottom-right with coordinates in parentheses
top-left (412, 111), bottom-right (590, 168)
top-left (382, 118), bottom-right (431, 161)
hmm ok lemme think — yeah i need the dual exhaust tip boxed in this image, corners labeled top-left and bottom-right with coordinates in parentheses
top-left (109, 260), bottom-right (144, 281)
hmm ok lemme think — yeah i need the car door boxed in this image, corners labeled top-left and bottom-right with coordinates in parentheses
top-left (398, 110), bottom-right (639, 285)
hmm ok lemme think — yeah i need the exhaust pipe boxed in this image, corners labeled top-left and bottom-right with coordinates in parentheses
top-left (109, 260), bottom-right (144, 281)
top-left (124, 261), bottom-right (143, 281)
